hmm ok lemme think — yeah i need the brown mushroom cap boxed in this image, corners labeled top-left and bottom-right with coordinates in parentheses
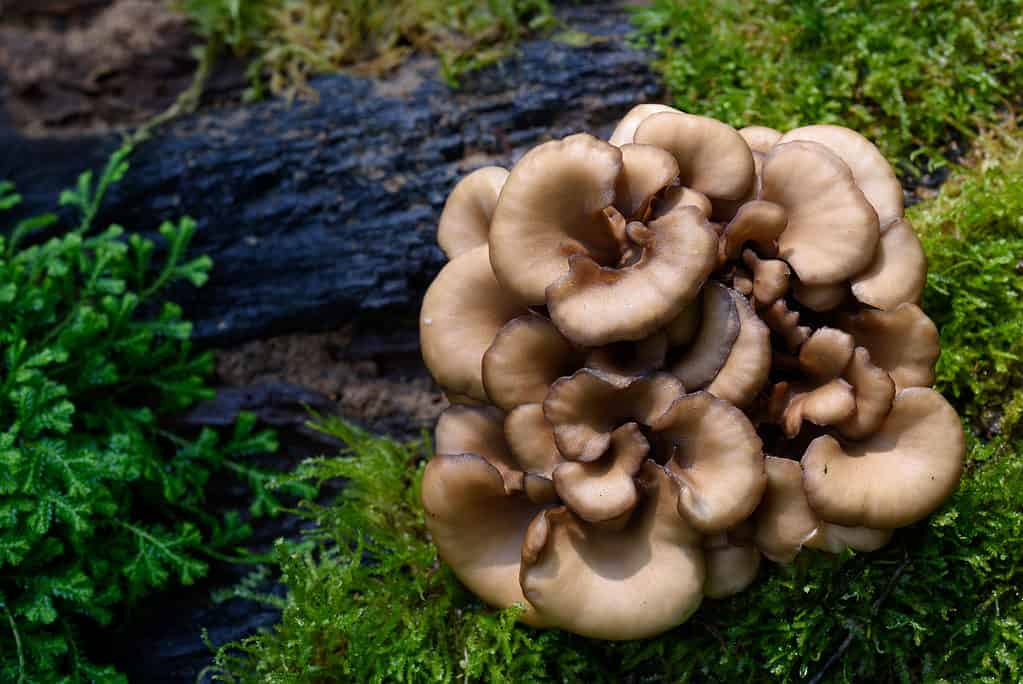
top-left (665, 298), bottom-right (701, 346)
top-left (608, 103), bottom-right (680, 146)
top-left (482, 314), bottom-right (581, 410)
top-left (615, 144), bottom-right (681, 219)
top-left (585, 332), bottom-right (668, 381)
top-left (544, 369), bottom-right (684, 461)
top-left (504, 403), bottom-right (563, 478)
top-left (743, 250), bottom-right (790, 306)
top-left (739, 125), bottom-right (783, 154)
top-left (634, 112), bottom-right (756, 201)
top-left (839, 303), bottom-right (940, 391)
top-left (719, 200), bottom-right (788, 261)
top-left (703, 533), bottom-right (762, 598)
top-left (778, 124), bottom-right (903, 229)
top-left (652, 185), bottom-right (713, 219)
top-left (762, 298), bottom-right (811, 351)
top-left (792, 280), bottom-right (848, 312)
top-left (754, 456), bottom-right (819, 563)
top-left (422, 453), bottom-right (548, 624)
top-left (799, 327), bottom-right (855, 380)
top-left (804, 524), bottom-right (893, 554)
top-left (652, 391), bottom-right (767, 533)
top-left (780, 379), bottom-right (857, 438)
top-left (761, 141), bottom-right (880, 285)
top-left (553, 423), bottom-right (648, 526)
top-left (836, 347), bottom-right (895, 439)
top-left (421, 245), bottom-right (525, 401)
top-left (547, 205), bottom-right (718, 347)
top-left (705, 290), bottom-right (772, 408)
top-left (670, 282), bottom-right (740, 389)
top-left (851, 217), bottom-right (926, 310)
top-left (437, 166), bottom-right (509, 260)
top-left (802, 387), bottom-right (965, 528)
top-left (519, 461), bottom-right (705, 640)
top-left (437, 405), bottom-right (521, 487)
top-left (489, 133), bottom-right (622, 305)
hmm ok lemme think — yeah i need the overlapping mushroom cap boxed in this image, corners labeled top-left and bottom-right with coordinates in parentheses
top-left (418, 104), bottom-right (963, 640)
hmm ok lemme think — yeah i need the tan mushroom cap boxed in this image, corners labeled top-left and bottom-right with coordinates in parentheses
top-left (780, 379), bottom-right (857, 438)
top-left (762, 299), bottom-right (811, 351)
top-left (653, 185), bottom-right (713, 219)
top-left (437, 405), bottom-right (520, 486)
top-left (554, 423), bottom-right (648, 526)
top-left (839, 303), bottom-right (940, 391)
top-left (739, 125), bottom-right (783, 154)
top-left (547, 205), bottom-right (718, 347)
top-left (731, 266), bottom-right (754, 296)
top-left (754, 457), bottom-right (819, 563)
top-left (437, 166), bottom-right (509, 260)
top-left (805, 524), bottom-right (893, 554)
top-left (422, 453), bottom-right (549, 625)
top-left (670, 282), bottom-right (740, 389)
top-left (836, 347), bottom-right (895, 440)
top-left (585, 332), bottom-right (668, 381)
top-left (615, 144), bottom-right (681, 219)
top-left (505, 403), bottom-right (563, 478)
top-left (851, 218), bottom-right (926, 310)
top-left (421, 245), bottom-right (525, 401)
top-left (665, 298), bottom-right (701, 346)
top-left (608, 103), bottom-right (680, 146)
top-left (489, 133), bottom-right (622, 305)
top-left (792, 280), bottom-right (848, 312)
top-left (761, 141), bottom-right (880, 285)
top-left (743, 250), bottom-right (790, 306)
top-left (652, 391), bottom-right (767, 533)
top-left (778, 124), bottom-right (904, 229)
top-left (482, 314), bottom-right (581, 411)
top-left (703, 533), bottom-right (762, 598)
top-left (520, 461), bottom-right (705, 640)
top-left (705, 289), bottom-right (772, 408)
top-left (802, 387), bottom-right (965, 528)
top-left (799, 327), bottom-right (855, 380)
top-left (719, 200), bottom-right (788, 261)
top-left (544, 369), bottom-right (684, 462)
top-left (634, 111), bottom-right (756, 201)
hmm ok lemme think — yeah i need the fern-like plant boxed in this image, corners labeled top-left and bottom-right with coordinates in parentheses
top-left (0, 146), bottom-right (283, 682)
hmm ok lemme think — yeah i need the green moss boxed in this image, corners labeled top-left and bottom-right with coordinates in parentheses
top-left (629, 0), bottom-right (1023, 172)
top-left (211, 128), bottom-right (1023, 682)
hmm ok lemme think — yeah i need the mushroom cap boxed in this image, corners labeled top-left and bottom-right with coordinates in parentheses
top-left (743, 250), bottom-right (790, 306)
top-left (851, 217), bottom-right (926, 310)
top-left (437, 405), bottom-right (521, 487)
top-left (652, 391), bottom-right (767, 533)
top-left (665, 298), bottom-right (701, 347)
top-left (839, 303), bottom-right (940, 391)
top-left (519, 461), bottom-right (705, 640)
top-left (720, 200), bottom-right (788, 261)
top-left (805, 524), bottom-right (893, 554)
top-left (778, 124), bottom-right (903, 229)
top-left (739, 125), bottom-right (783, 155)
top-left (653, 185), bottom-right (713, 219)
top-left (608, 103), bottom-right (680, 146)
top-left (482, 314), bottom-right (581, 410)
top-left (762, 298), bottom-right (811, 352)
top-left (802, 387), bottom-right (965, 528)
top-left (420, 245), bottom-right (525, 401)
top-left (670, 282), bottom-right (740, 389)
top-left (780, 379), bottom-right (857, 438)
top-left (547, 205), bottom-right (718, 346)
top-left (585, 332), bottom-right (668, 382)
top-left (703, 534), bottom-right (762, 598)
top-left (614, 144), bottom-right (681, 219)
top-left (544, 369), bottom-right (684, 462)
top-left (799, 327), bottom-right (855, 380)
top-left (791, 280), bottom-right (848, 312)
top-left (705, 289), bottom-right (772, 408)
top-left (504, 403), bottom-right (563, 478)
top-left (761, 141), bottom-right (880, 285)
top-left (754, 456), bottom-right (819, 563)
top-left (634, 111), bottom-right (756, 201)
top-left (553, 423), bottom-right (648, 525)
top-left (422, 453), bottom-right (548, 624)
top-left (836, 347), bottom-right (895, 440)
top-left (437, 166), bottom-right (509, 259)
top-left (489, 133), bottom-right (622, 305)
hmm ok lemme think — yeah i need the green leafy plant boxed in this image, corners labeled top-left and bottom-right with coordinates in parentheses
top-left (0, 146), bottom-right (288, 682)
top-left (629, 0), bottom-right (1023, 172)
top-left (210, 126), bottom-right (1023, 682)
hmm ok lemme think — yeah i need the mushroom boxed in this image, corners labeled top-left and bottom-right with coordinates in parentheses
top-left (665, 298), bottom-right (701, 346)
top-left (850, 217), bottom-right (927, 310)
top-left (762, 299), bottom-right (811, 351)
top-left (585, 332), bottom-right (669, 381)
top-left (614, 144), bottom-right (681, 219)
top-left (553, 423), bottom-right (648, 528)
top-left (652, 185), bottom-right (713, 219)
top-left (520, 461), bottom-right (705, 640)
top-left (608, 103), bottom-right (680, 146)
top-left (670, 282), bottom-right (741, 389)
top-left (719, 200), bottom-right (788, 261)
top-left (547, 205), bottom-right (718, 346)
top-left (739, 125), bottom-right (782, 155)
top-left (482, 313), bottom-right (582, 410)
top-left (652, 391), bottom-right (767, 533)
top-left (437, 166), bottom-right (509, 259)
top-left (760, 141), bottom-right (880, 285)
top-left (777, 379), bottom-right (857, 438)
top-left (742, 249), bottom-right (790, 306)
top-left (703, 531), bottom-right (762, 598)
top-left (489, 133), bottom-right (622, 305)
top-left (778, 124), bottom-right (904, 229)
top-left (791, 280), bottom-right (848, 312)
top-left (835, 347), bottom-right (895, 439)
top-left (437, 405), bottom-right (521, 488)
top-left (544, 369), bottom-right (683, 461)
top-left (420, 245), bottom-right (525, 401)
top-left (798, 327), bottom-right (855, 380)
top-left (704, 289), bottom-right (772, 407)
top-left (504, 403), bottom-right (563, 478)
top-left (838, 303), bottom-right (940, 391)
top-left (802, 388), bottom-right (965, 528)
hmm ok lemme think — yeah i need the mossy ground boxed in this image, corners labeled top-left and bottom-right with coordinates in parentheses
top-left (210, 127), bottom-right (1023, 682)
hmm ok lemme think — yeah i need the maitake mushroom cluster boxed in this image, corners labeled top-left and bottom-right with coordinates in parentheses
top-left (418, 105), bottom-right (965, 640)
